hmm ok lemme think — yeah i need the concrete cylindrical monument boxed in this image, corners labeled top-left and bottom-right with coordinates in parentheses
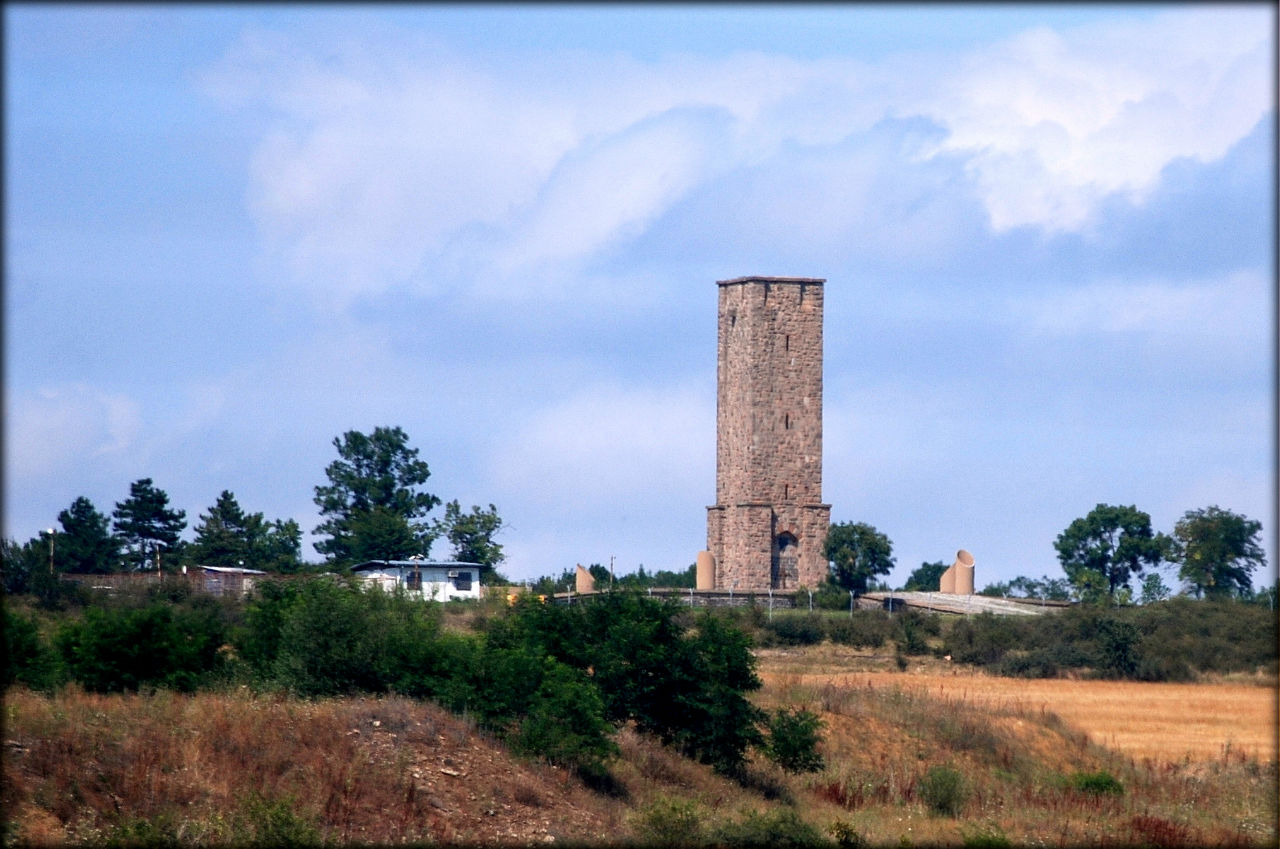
top-left (696, 551), bottom-right (716, 590)
top-left (953, 550), bottom-right (975, 595)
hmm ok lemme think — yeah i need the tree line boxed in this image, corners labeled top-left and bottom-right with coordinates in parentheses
top-left (5, 421), bottom-right (1269, 607)
top-left (821, 502), bottom-right (1271, 605)
top-left (2, 426), bottom-right (508, 595)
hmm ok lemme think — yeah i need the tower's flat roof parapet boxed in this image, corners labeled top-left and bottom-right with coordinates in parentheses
top-left (716, 276), bottom-right (825, 286)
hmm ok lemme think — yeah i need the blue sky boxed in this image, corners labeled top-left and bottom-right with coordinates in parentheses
top-left (5, 4), bottom-right (1275, 590)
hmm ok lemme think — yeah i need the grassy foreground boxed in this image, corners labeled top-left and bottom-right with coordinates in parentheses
top-left (5, 659), bottom-right (1275, 847)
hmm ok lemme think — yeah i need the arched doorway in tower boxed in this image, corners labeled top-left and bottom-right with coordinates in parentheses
top-left (771, 532), bottom-right (798, 589)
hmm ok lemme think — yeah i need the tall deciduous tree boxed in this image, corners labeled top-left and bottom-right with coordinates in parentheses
top-left (1054, 503), bottom-right (1169, 602)
top-left (313, 427), bottom-right (440, 564)
top-left (1172, 506), bottom-right (1266, 599)
top-left (903, 560), bottom-right (948, 592)
top-left (56, 496), bottom-right (121, 574)
top-left (823, 522), bottom-right (894, 594)
top-left (436, 501), bottom-right (505, 576)
top-left (112, 479), bottom-right (187, 571)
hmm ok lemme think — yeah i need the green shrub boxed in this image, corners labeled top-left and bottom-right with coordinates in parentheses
top-left (57, 601), bottom-right (227, 692)
top-left (959, 823), bottom-right (1012, 847)
top-left (2, 606), bottom-right (61, 691)
top-left (764, 613), bottom-right (825, 646)
top-left (709, 807), bottom-right (827, 848)
top-left (1093, 618), bottom-right (1141, 679)
top-left (825, 611), bottom-right (893, 648)
top-left (270, 578), bottom-right (384, 695)
top-left (631, 796), bottom-right (703, 846)
top-left (829, 819), bottom-right (868, 849)
top-left (512, 659), bottom-right (618, 776)
top-left (997, 649), bottom-right (1058, 678)
top-left (104, 812), bottom-right (180, 847)
top-left (765, 707), bottom-right (825, 773)
top-left (481, 593), bottom-right (765, 777)
top-left (813, 579), bottom-right (853, 611)
top-left (919, 765), bottom-right (968, 816)
top-left (1069, 769), bottom-right (1124, 796)
top-left (226, 793), bottom-right (321, 847)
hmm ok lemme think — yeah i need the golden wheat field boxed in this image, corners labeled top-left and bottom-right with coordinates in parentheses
top-left (758, 650), bottom-right (1277, 764)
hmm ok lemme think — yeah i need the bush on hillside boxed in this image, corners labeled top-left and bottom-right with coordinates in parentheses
top-left (2, 606), bottom-right (61, 691)
top-left (708, 807), bottom-right (828, 848)
top-left (56, 598), bottom-right (228, 692)
top-left (919, 765), bottom-right (968, 817)
top-left (761, 613), bottom-right (825, 646)
top-left (765, 707), bottom-right (825, 773)
top-left (511, 658), bottom-right (619, 777)
top-left (825, 611), bottom-right (894, 648)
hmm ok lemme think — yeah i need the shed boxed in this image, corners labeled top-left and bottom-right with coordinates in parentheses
top-left (193, 564), bottom-right (266, 597)
top-left (351, 559), bottom-right (483, 601)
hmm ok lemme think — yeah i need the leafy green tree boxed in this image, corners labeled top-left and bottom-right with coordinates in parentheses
top-left (1171, 506), bottom-right (1266, 599)
top-left (904, 560), bottom-right (948, 591)
top-left (1139, 572), bottom-right (1171, 605)
top-left (112, 478), bottom-right (187, 572)
top-left (669, 611), bottom-right (765, 775)
top-left (436, 500), bottom-right (505, 579)
top-left (188, 491), bottom-right (302, 572)
top-left (1, 537), bottom-right (42, 595)
top-left (1054, 504), bottom-right (1169, 602)
top-left (987, 575), bottom-right (1073, 600)
top-left (313, 427), bottom-right (441, 565)
top-left (823, 522), bottom-right (894, 594)
top-left (1251, 579), bottom-right (1277, 610)
top-left (56, 497), bottom-right (121, 573)
top-left (258, 519), bottom-right (304, 573)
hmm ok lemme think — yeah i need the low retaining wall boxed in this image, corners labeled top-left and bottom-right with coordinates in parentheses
top-left (552, 587), bottom-right (801, 609)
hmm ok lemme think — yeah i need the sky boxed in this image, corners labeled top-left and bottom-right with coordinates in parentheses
top-left (5, 4), bottom-right (1275, 591)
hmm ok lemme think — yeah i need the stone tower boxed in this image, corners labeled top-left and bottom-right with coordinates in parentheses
top-left (707, 276), bottom-right (831, 590)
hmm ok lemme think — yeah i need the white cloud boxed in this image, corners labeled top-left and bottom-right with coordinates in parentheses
top-left (494, 108), bottom-right (730, 276)
top-left (207, 9), bottom-right (1270, 308)
top-left (916, 8), bottom-right (1273, 231)
top-left (201, 31), bottom-right (895, 305)
top-left (5, 384), bottom-right (141, 483)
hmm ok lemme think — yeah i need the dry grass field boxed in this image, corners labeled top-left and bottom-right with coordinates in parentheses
top-left (755, 644), bottom-right (1277, 846)
top-left (757, 644), bottom-right (1277, 764)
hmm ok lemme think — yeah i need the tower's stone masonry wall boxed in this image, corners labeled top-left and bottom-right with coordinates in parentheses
top-left (708, 276), bottom-right (830, 590)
